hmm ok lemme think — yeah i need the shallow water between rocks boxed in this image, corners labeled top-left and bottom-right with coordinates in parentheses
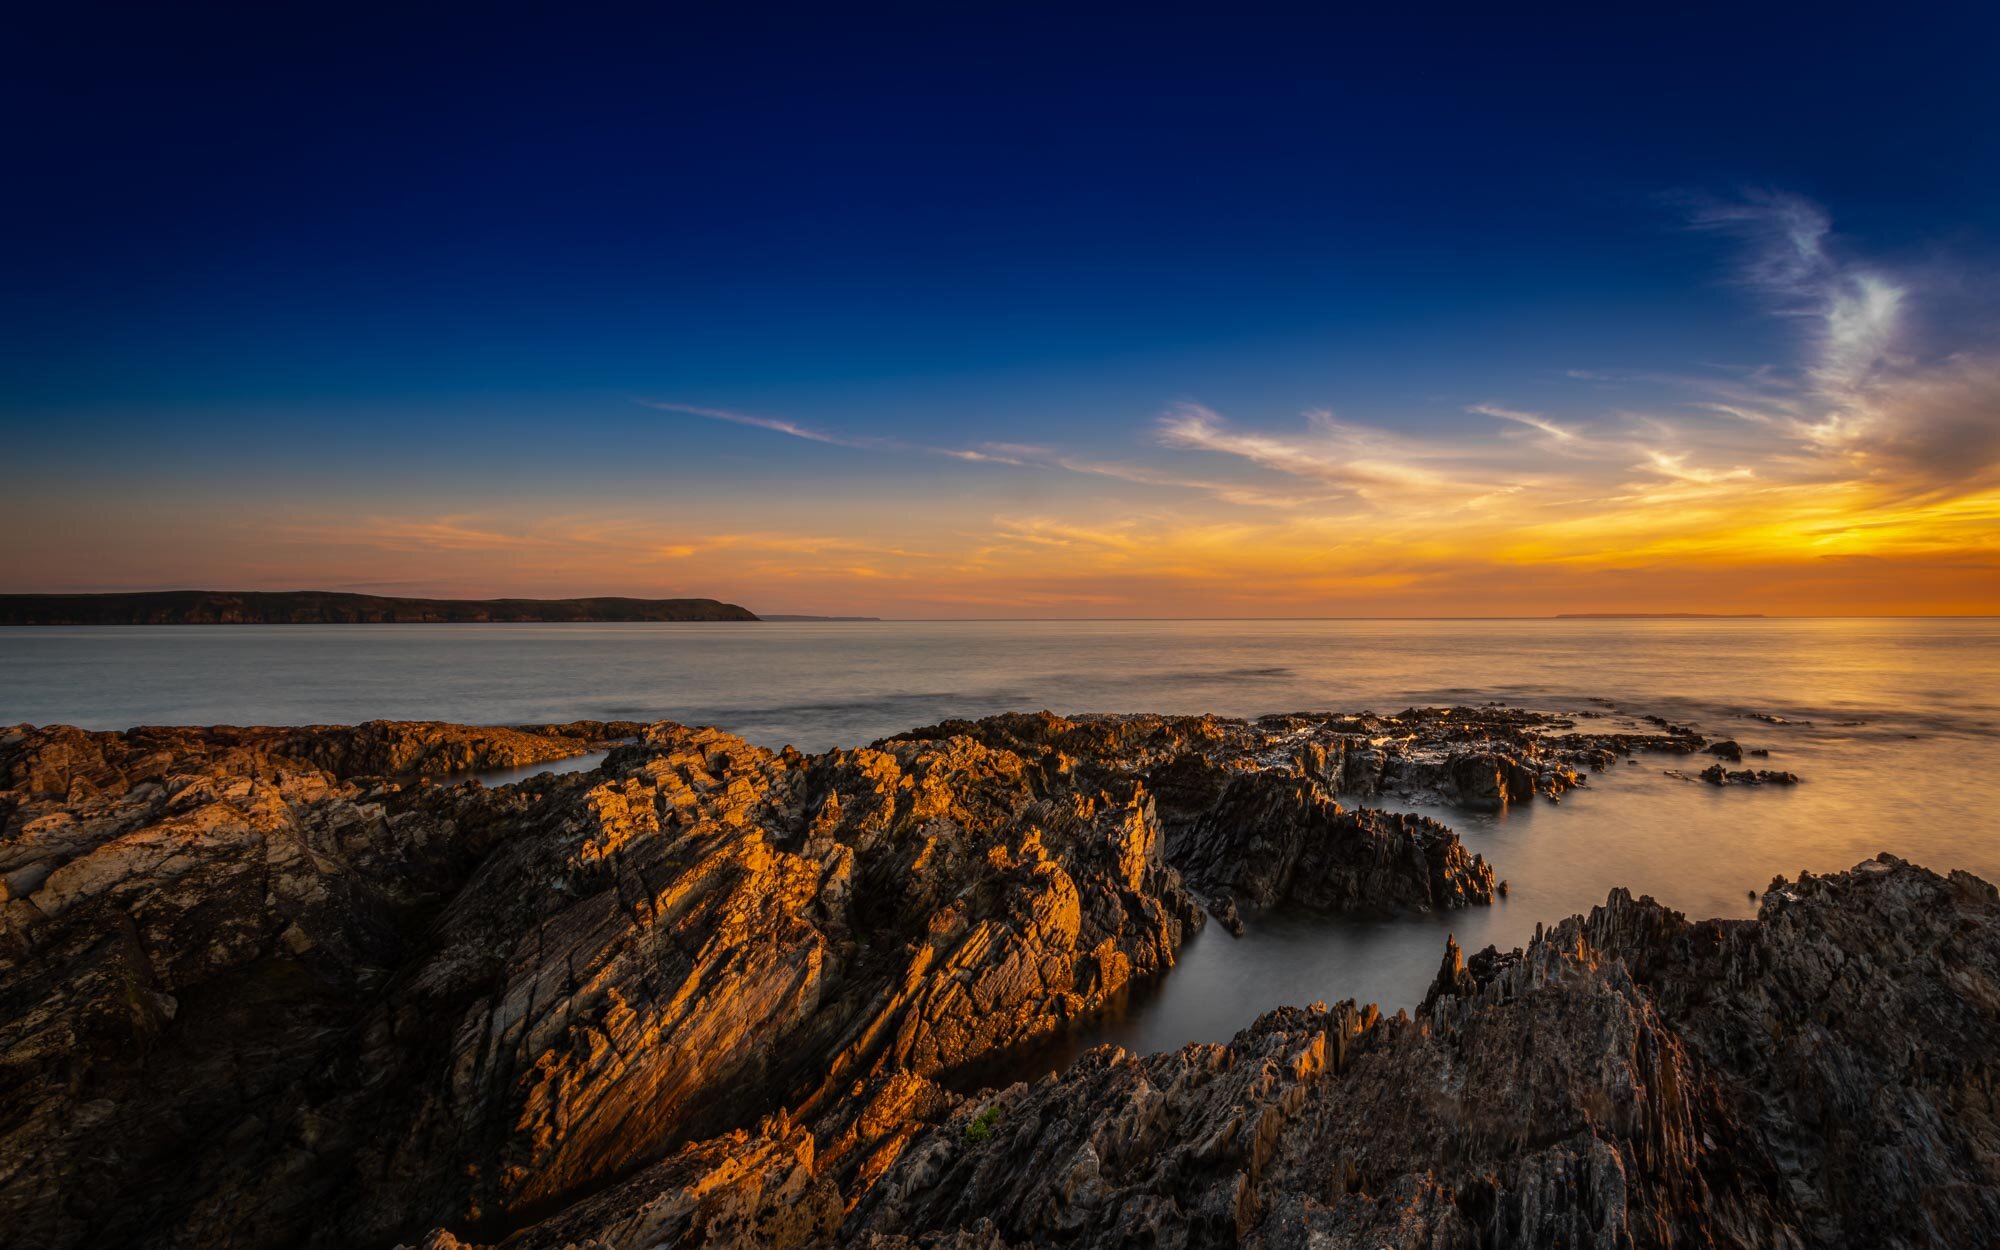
top-left (6, 617), bottom-right (1995, 1073)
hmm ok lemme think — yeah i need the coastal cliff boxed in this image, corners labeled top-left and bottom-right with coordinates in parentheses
top-left (0, 591), bottom-right (760, 625)
top-left (1, 709), bottom-right (1991, 1249)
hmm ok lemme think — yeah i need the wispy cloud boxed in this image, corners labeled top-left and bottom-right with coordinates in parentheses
top-left (1639, 449), bottom-right (1755, 486)
top-left (1155, 403), bottom-right (1470, 496)
top-left (352, 517), bottom-right (559, 552)
top-left (1467, 402), bottom-right (1583, 445)
top-left (641, 399), bottom-right (1345, 510)
top-left (1046, 455), bottom-right (1327, 509)
top-left (644, 403), bottom-right (1086, 479)
top-left (1670, 190), bottom-right (2000, 498)
top-left (1687, 189), bottom-right (1838, 304)
top-left (933, 447), bottom-right (1030, 465)
top-left (561, 190), bottom-right (2000, 613)
top-left (636, 399), bottom-right (878, 448)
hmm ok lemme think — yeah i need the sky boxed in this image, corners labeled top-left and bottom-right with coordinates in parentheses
top-left (5, 4), bottom-right (1999, 617)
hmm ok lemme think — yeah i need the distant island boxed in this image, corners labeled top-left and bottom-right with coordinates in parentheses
top-left (1555, 612), bottom-right (1767, 619)
top-left (760, 613), bottom-right (883, 621)
top-left (0, 591), bottom-right (760, 625)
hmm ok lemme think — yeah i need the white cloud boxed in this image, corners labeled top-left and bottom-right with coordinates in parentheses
top-left (1468, 402), bottom-right (1581, 443)
top-left (1674, 191), bottom-right (1999, 496)
top-left (1155, 402), bottom-right (1466, 495)
top-left (1640, 449), bottom-right (1755, 485)
top-left (643, 191), bottom-right (1997, 528)
top-left (1687, 189), bottom-right (1835, 302)
top-left (637, 399), bottom-right (875, 448)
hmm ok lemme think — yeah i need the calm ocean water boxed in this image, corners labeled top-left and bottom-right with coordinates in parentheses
top-left (5, 619), bottom-right (1996, 1063)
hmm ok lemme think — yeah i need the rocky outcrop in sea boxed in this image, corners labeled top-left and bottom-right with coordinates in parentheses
top-left (4, 708), bottom-right (1982, 1250)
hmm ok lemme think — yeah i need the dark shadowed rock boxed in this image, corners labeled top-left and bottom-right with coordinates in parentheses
top-left (0, 709), bottom-right (1880, 1250)
top-left (1699, 762), bottom-right (1800, 786)
top-left (842, 855), bottom-right (2000, 1250)
top-left (1168, 770), bottom-right (1494, 913)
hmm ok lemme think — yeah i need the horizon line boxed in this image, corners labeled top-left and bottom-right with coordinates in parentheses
top-left (810, 613), bottom-right (1998, 621)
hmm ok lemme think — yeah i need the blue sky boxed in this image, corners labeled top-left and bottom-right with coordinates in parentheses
top-left (6, 4), bottom-right (1998, 613)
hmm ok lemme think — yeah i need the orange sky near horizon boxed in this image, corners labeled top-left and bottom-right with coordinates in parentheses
top-left (8, 466), bottom-right (1996, 618)
top-left (8, 193), bottom-right (1997, 619)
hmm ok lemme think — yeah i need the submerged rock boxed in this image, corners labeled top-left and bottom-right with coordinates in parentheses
top-left (1699, 762), bottom-right (1801, 786)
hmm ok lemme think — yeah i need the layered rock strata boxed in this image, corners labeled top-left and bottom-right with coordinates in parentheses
top-left (0, 707), bottom-right (1879, 1250)
top-left (541, 855), bottom-right (2000, 1250)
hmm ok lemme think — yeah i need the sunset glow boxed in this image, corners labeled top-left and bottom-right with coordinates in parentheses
top-left (12, 12), bottom-right (2000, 1250)
top-left (7, 12), bottom-right (1995, 618)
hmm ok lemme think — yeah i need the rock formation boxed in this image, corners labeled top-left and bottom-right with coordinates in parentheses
top-left (386, 854), bottom-right (2000, 1250)
top-left (0, 707), bottom-right (1933, 1250)
top-left (841, 853), bottom-right (2000, 1249)
top-left (917, 703), bottom-right (1781, 813)
top-left (1699, 763), bottom-right (1801, 786)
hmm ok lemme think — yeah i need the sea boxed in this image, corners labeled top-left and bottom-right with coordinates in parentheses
top-left (5, 617), bottom-right (1995, 1068)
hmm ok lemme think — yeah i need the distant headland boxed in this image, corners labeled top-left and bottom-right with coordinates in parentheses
top-left (0, 591), bottom-right (760, 625)
top-left (1554, 612), bottom-right (1767, 619)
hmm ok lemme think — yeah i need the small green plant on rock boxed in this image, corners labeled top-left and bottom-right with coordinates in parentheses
top-left (964, 1103), bottom-right (1001, 1143)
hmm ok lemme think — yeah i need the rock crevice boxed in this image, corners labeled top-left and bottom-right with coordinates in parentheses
top-left (0, 708), bottom-right (1895, 1250)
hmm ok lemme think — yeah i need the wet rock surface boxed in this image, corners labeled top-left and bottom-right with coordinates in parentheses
top-left (1700, 763), bottom-right (1801, 786)
top-left (0, 708), bottom-right (1944, 1250)
top-left (1665, 764), bottom-right (1803, 786)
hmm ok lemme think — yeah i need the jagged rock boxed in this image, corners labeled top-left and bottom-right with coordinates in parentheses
top-left (429, 1113), bottom-right (844, 1250)
top-left (0, 720), bottom-right (609, 1248)
top-left (1209, 894), bottom-right (1245, 936)
top-left (0, 708), bottom-right (1865, 1250)
top-left (900, 705), bottom-right (1698, 816)
top-left (848, 855), bottom-right (2000, 1249)
top-left (0, 719), bottom-right (618, 804)
top-left (174, 724), bottom-right (1208, 1247)
top-left (1707, 738), bottom-right (1745, 762)
top-left (1168, 771), bottom-right (1493, 912)
top-left (5, 712), bottom-right (1335, 1248)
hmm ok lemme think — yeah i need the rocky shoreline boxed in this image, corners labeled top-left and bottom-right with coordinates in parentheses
top-left (2, 708), bottom-right (1992, 1249)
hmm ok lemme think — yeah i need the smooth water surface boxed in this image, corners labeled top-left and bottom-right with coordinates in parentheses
top-left (5, 618), bottom-right (1996, 1059)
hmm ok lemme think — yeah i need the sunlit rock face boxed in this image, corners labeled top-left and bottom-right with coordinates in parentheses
top-left (1, 714), bottom-right (1243, 1245)
top-left (10, 710), bottom-right (1983, 1250)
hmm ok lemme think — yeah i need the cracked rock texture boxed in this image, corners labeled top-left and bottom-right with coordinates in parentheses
top-left (0, 709), bottom-right (1921, 1250)
top-left (842, 853), bottom-right (2000, 1250)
